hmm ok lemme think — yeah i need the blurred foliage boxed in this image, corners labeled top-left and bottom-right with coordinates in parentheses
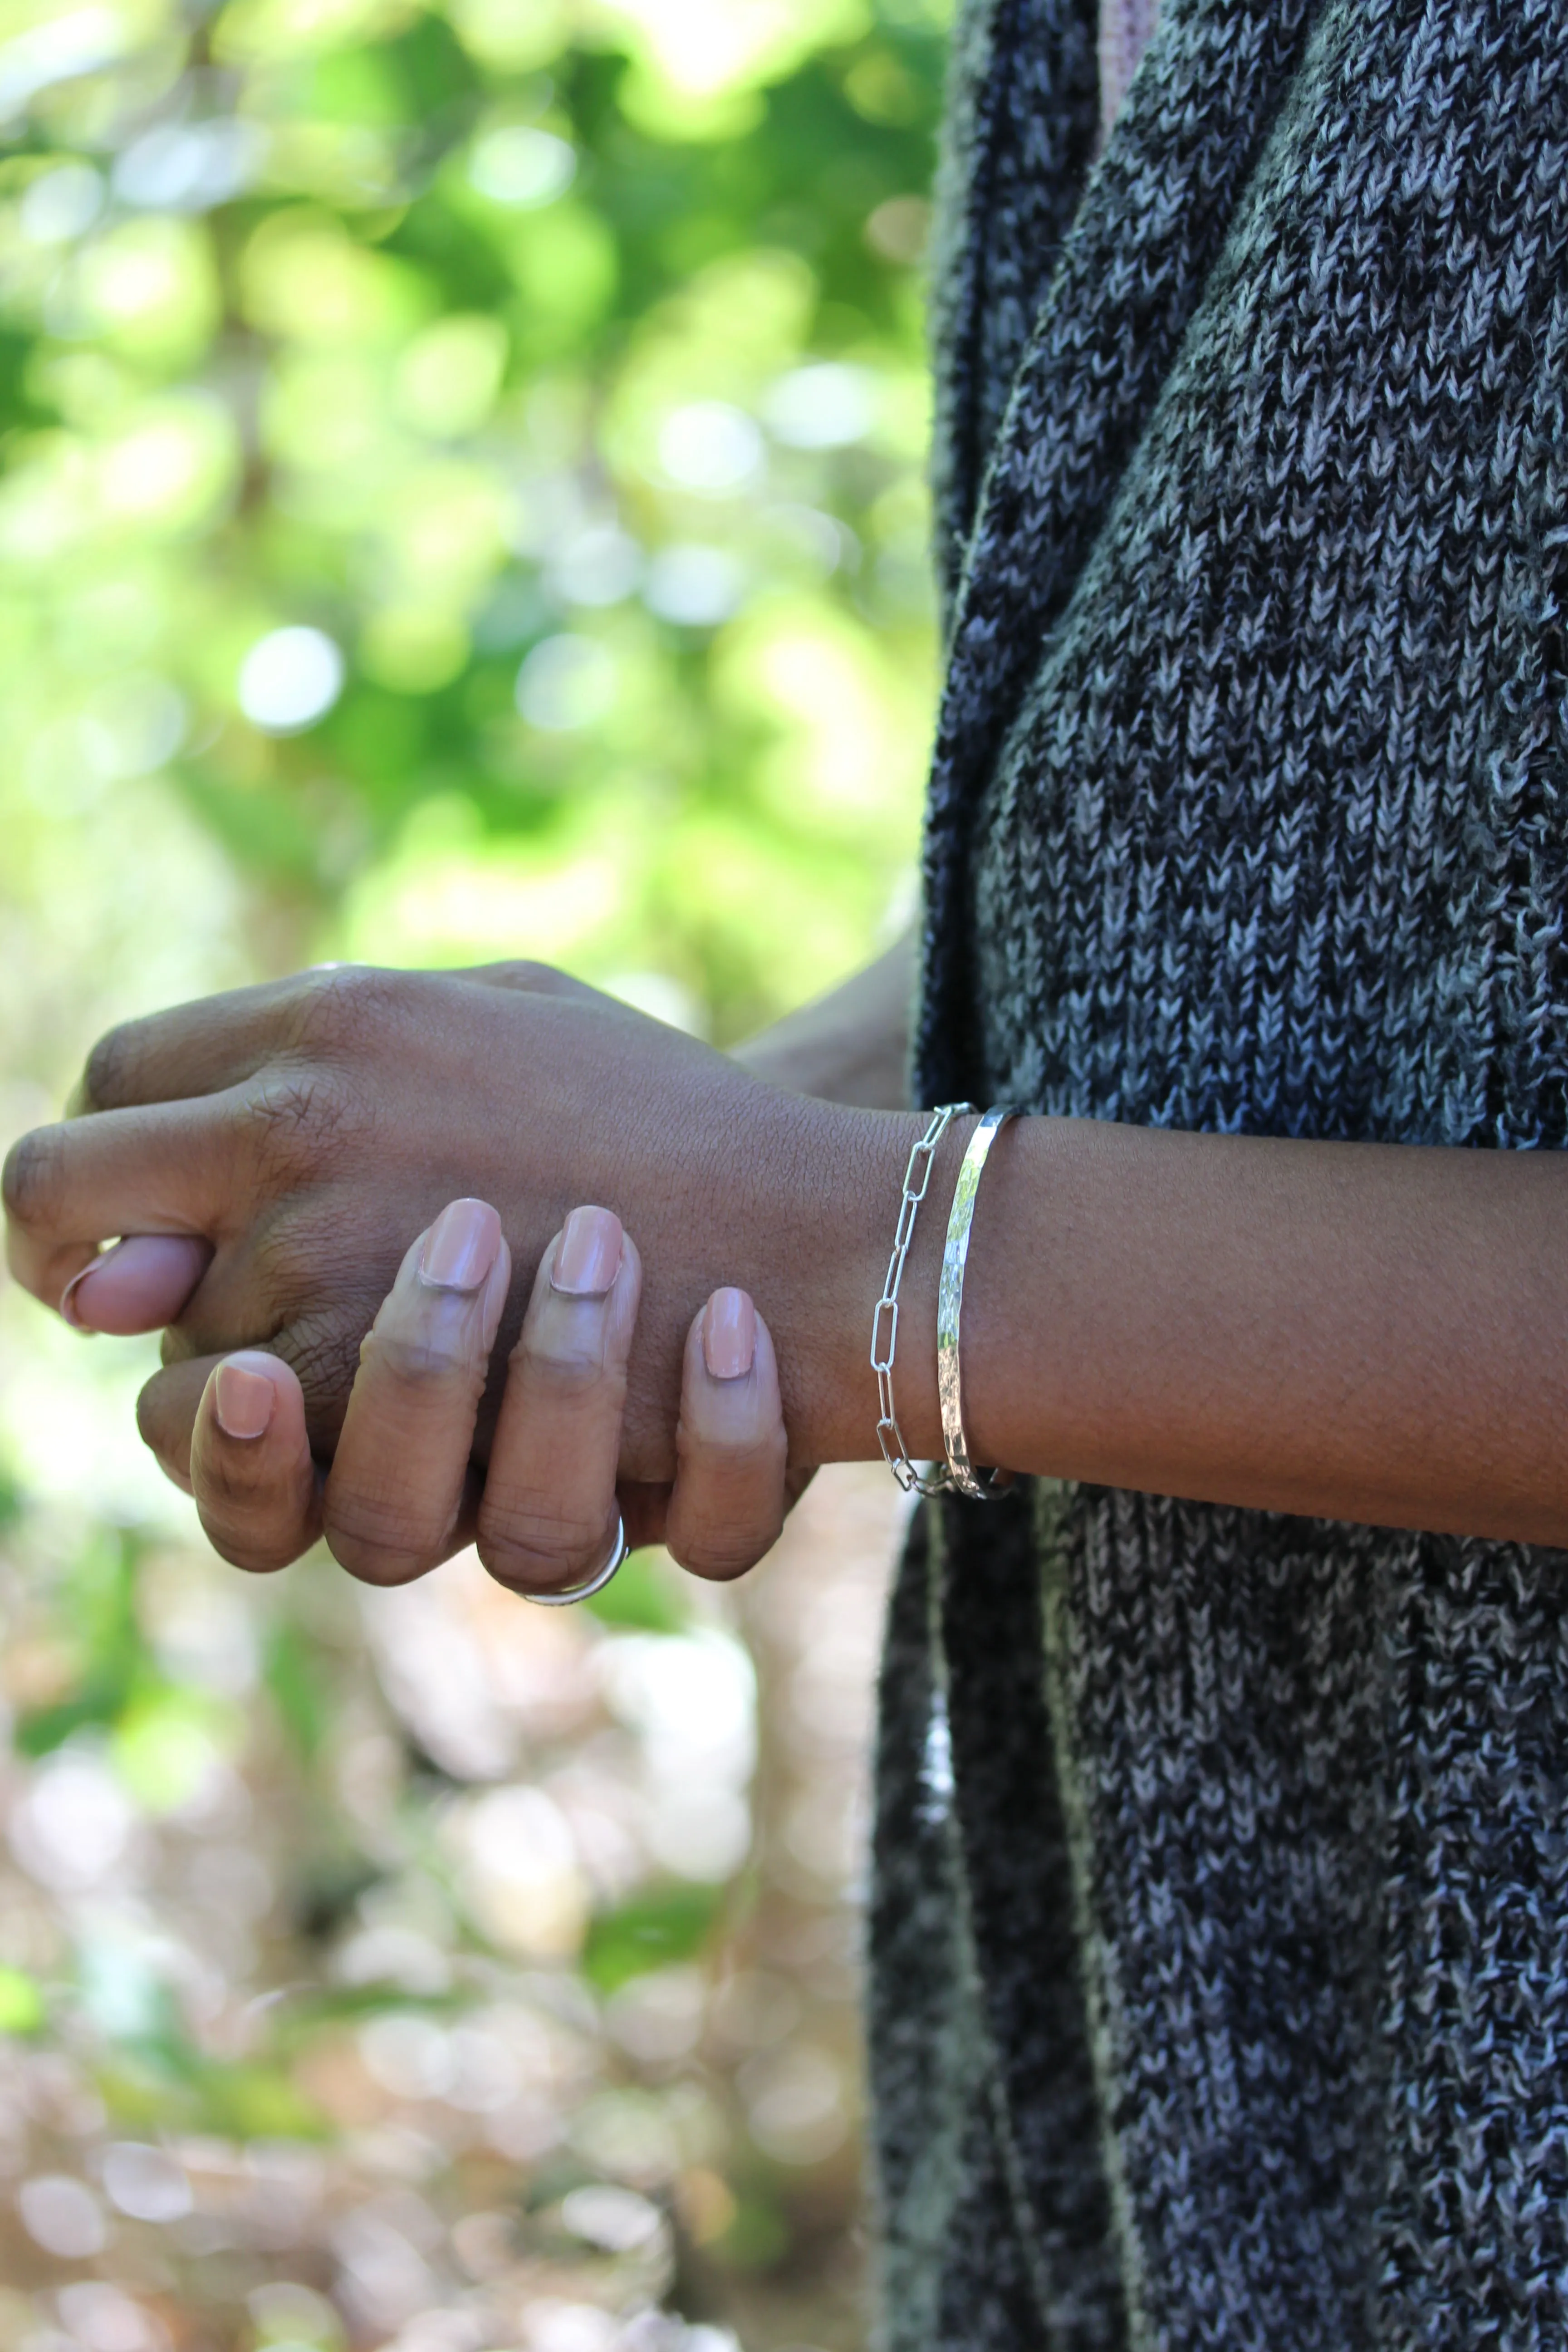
top-left (0, 0), bottom-right (947, 2344)
top-left (0, 0), bottom-right (949, 1048)
top-left (581, 1886), bottom-right (725, 1998)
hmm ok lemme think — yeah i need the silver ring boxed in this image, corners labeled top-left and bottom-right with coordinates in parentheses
top-left (515, 1512), bottom-right (630, 1607)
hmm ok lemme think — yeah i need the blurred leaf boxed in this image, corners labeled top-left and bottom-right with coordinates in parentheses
top-left (267, 1980), bottom-right (464, 2044)
top-left (188, 2058), bottom-right (331, 2141)
top-left (14, 1686), bottom-right (127, 1757)
top-left (0, 1968), bottom-right (45, 2037)
top-left (711, 2191), bottom-right (793, 2271)
top-left (264, 1619), bottom-right (333, 1760)
top-left (582, 1883), bottom-right (724, 1992)
top-left (291, 1849), bottom-right (386, 1941)
top-left (13, 1528), bottom-right (152, 1756)
top-left (584, 1547), bottom-right (689, 1632)
top-left (97, 2047), bottom-right (330, 2141)
top-left (111, 1690), bottom-right (237, 1813)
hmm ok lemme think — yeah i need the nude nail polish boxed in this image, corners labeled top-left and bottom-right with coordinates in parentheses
top-left (59, 1258), bottom-right (104, 1332)
top-left (551, 1207), bottom-right (623, 1297)
top-left (215, 1359), bottom-right (276, 1440)
top-left (419, 1198), bottom-right (500, 1291)
top-left (703, 1287), bottom-right (756, 1381)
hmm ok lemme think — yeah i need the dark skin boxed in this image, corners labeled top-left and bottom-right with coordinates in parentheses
top-left (178, 1192), bottom-right (790, 1593)
top-left (8, 936), bottom-right (1568, 1574)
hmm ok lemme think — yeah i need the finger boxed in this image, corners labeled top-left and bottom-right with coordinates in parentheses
top-left (664, 1290), bottom-right (789, 1581)
top-left (4, 1100), bottom-right (228, 1306)
top-left (68, 977), bottom-right (307, 1114)
top-left (477, 1207), bottom-right (642, 1597)
top-left (189, 1351), bottom-right (322, 1573)
top-left (61, 1235), bottom-right (213, 1334)
top-left (620, 1481), bottom-right (672, 1553)
top-left (323, 1198), bottom-right (512, 1587)
top-left (137, 1355), bottom-right (218, 1492)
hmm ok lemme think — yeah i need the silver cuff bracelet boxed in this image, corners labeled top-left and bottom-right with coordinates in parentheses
top-left (937, 1107), bottom-right (1019, 1500)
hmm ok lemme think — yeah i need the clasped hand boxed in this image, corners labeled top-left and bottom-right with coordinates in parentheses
top-left (3, 962), bottom-right (894, 1590)
top-left (181, 1195), bottom-right (788, 1591)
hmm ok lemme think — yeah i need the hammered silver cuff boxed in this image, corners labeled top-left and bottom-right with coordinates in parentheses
top-left (937, 1107), bottom-right (1019, 1500)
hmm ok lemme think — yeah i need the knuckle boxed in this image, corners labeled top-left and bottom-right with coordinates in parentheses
top-left (471, 959), bottom-right (595, 1004)
top-left (134, 1379), bottom-right (161, 1450)
top-left (232, 1067), bottom-right (359, 1187)
top-left (250, 1221), bottom-right (376, 1341)
top-left (193, 1474), bottom-right (301, 1577)
top-left (197, 1445), bottom-right (268, 1513)
top-left (363, 1328), bottom-right (475, 1396)
top-left (2, 1127), bottom-right (62, 1230)
top-left (204, 1520), bottom-right (294, 1574)
top-left (325, 1480), bottom-right (445, 1586)
top-left (668, 1519), bottom-right (779, 1581)
top-left (277, 1313), bottom-right (363, 1442)
top-left (517, 1337), bottom-right (617, 1405)
top-left (477, 1490), bottom-right (608, 1588)
top-left (668, 1433), bottom-right (788, 1580)
top-left (136, 1374), bottom-right (189, 1480)
top-left (286, 964), bottom-right (405, 1059)
top-left (82, 1020), bottom-right (141, 1110)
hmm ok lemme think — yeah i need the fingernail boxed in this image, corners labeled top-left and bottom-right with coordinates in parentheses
top-left (419, 1198), bottom-right (500, 1292)
top-left (214, 1359), bottom-right (276, 1441)
top-left (551, 1207), bottom-right (623, 1298)
top-left (703, 1288), bottom-right (756, 1381)
top-left (59, 1258), bottom-right (104, 1332)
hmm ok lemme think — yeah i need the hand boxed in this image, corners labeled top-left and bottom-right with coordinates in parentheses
top-left (183, 1195), bottom-right (789, 1589)
top-left (732, 927), bottom-right (914, 1109)
top-left (4, 962), bottom-right (913, 1489)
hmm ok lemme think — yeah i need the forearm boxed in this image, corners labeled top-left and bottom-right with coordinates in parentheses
top-left (816, 1112), bottom-right (1568, 1546)
top-left (732, 929), bottom-right (913, 1107)
top-left (27, 961), bottom-right (1568, 1547)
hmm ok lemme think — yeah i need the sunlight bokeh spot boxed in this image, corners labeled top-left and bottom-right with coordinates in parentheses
top-left (19, 160), bottom-right (103, 242)
top-left (515, 632), bottom-right (616, 731)
top-left (468, 125), bottom-right (576, 207)
top-left (763, 363), bottom-right (877, 450)
top-left (645, 544), bottom-right (746, 627)
top-left (656, 403), bottom-right (765, 496)
top-left (238, 625), bottom-right (346, 732)
top-left (19, 2174), bottom-right (108, 2259)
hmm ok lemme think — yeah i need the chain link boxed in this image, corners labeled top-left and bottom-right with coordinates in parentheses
top-left (871, 1102), bottom-right (974, 1496)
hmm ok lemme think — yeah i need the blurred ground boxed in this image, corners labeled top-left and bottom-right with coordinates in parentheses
top-left (0, 1460), bottom-right (908, 2352)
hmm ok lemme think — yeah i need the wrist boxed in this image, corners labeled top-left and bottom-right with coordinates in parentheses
top-left (736, 1095), bottom-right (932, 1469)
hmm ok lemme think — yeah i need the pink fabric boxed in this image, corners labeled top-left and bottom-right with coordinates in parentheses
top-left (1098, 0), bottom-right (1161, 146)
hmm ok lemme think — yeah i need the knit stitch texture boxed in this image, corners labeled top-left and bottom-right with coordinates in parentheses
top-left (871, 0), bottom-right (1568, 2345)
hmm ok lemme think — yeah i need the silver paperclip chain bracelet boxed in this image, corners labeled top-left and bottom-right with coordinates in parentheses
top-left (871, 1101), bottom-right (1019, 1501)
top-left (871, 1102), bottom-right (973, 1497)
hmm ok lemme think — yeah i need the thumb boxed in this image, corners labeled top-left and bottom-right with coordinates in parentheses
top-left (60, 1234), bottom-right (212, 1334)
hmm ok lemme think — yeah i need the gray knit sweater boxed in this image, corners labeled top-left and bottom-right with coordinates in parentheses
top-left (868, 1), bottom-right (1568, 2346)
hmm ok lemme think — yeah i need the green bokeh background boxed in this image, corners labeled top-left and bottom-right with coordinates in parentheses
top-left (0, 1), bottom-right (949, 2345)
top-left (1, 0), bottom-right (947, 1063)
